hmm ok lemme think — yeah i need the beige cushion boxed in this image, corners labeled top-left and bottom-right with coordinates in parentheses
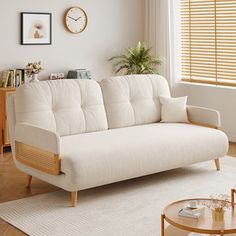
top-left (100, 74), bottom-right (171, 129)
top-left (59, 123), bottom-right (228, 190)
top-left (14, 79), bottom-right (108, 136)
top-left (160, 96), bottom-right (189, 123)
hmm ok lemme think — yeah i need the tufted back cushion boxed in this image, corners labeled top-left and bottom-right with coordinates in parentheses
top-left (100, 74), bottom-right (170, 129)
top-left (14, 79), bottom-right (108, 136)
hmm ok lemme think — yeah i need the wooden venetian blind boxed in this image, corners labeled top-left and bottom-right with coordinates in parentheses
top-left (181, 0), bottom-right (236, 86)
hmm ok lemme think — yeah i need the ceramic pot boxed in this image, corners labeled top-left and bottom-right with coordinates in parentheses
top-left (212, 209), bottom-right (225, 221)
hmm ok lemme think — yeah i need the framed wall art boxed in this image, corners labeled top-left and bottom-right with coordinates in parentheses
top-left (21, 12), bottom-right (52, 45)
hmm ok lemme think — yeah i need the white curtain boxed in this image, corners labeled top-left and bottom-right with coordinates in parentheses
top-left (145, 0), bottom-right (177, 87)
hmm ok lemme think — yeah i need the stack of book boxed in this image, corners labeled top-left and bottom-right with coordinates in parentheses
top-left (178, 205), bottom-right (205, 219)
top-left (0, 69), bottom-right (26, 88)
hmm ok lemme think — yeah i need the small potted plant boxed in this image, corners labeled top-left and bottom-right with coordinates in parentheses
top-left (109, 42), bottom-right (162, 75)
top-left (25, 61), bottom-right (42, 82)
top-left (202, 194), bottom-right (231, 221)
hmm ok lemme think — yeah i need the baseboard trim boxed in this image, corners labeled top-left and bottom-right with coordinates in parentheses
top-left (226, 133), bottom-right (236, 143)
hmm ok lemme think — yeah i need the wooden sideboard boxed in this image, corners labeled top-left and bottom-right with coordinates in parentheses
top-left (0, 88), bottom-right (15, 154)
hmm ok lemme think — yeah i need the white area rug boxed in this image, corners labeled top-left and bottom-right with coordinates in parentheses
top-left (1, 157), bottom-right (236, 236)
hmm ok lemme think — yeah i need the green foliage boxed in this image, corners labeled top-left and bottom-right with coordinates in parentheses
top-left (108, 42), bottom-right (162, 75)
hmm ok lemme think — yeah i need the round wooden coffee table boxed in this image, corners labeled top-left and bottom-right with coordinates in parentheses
top-left (161, 199), bottom-right (236, 236)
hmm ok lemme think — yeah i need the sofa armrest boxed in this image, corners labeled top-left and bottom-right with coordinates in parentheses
top-left (187, 106), bottom-right (221, 129)
top-left (15, 123), bottom-right (60, 154)
top-left (15, 123), bottom-right (61, 175)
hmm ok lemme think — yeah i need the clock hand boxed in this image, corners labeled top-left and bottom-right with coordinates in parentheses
top-left (75, 16), bottom-right (81, 21)
top-left (67, 16), bottom-right (76, 21)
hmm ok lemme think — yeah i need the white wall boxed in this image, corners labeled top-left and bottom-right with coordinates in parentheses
top-left (172, 83), bottom-right (236, 142)
top-left (0, 0), bottom-right (144, 80)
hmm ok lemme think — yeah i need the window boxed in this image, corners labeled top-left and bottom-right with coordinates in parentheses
top-left (181, 0), bottom-right (236, 87)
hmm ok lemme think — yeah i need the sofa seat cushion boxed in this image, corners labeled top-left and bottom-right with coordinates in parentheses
top-left (60, 123), bottom-right (228, 190)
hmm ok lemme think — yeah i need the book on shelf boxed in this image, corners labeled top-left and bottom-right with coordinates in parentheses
top-left (0, 69), bottom-right (25, 88)
top-left (0, 70), bottom-right (8, 88)
top-left (10, 70), bottom-right (15, 87)
top-left (3, 70), bottom-right (10, 88)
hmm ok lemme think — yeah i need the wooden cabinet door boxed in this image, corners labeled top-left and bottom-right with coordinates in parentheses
top-left (3, 91), bottom-right (15, 145)
top-left (3, 120), bottom-right (10, 145)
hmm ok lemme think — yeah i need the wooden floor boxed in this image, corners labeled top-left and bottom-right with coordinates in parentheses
top-left (0, 149), bottom-right (58, 236)
top-left (0, 143), bottom-right (236, 236)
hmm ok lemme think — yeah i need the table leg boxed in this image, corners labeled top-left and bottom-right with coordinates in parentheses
top-left (231, 189), bottom-right (235, 208)
top-left (220, 230), bottom-right (224, 236)
top-left (161, 214), bottom-right (165, 236)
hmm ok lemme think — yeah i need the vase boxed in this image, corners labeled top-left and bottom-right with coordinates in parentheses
top-left (212, 209), bottom-right (225, 221)
top-left (31, 74), bottom-right (39, 82)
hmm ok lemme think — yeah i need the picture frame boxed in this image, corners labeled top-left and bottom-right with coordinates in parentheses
top-left (21, 12), bottom-right (52, 45)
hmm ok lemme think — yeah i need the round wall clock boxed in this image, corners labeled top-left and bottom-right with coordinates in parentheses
top-left (64, 7), bottom-right (88, 34)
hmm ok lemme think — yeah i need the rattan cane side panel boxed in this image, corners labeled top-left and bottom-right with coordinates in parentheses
top-left (16, 141), bottom-right (61, 175)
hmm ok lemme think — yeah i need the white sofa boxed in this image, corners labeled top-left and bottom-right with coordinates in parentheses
top-left (7, 75), bottom-right (229, 207)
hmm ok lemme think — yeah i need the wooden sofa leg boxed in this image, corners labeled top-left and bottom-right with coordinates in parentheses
top-left (71, 191), bottom-right (78, 207)
top-left (232, 189), bottom-right (235, 209)
top-left (214, 159), bottom-right (220, 171)
top-left (26, 175), bottom-right (32, 188)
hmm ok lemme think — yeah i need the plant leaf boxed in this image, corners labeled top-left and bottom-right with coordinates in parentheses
top-left (108, 42), bottom-right (163, 75)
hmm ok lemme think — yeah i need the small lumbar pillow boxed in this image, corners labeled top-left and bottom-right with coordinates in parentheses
top-left (159, 96), bottom-right (189, 123)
